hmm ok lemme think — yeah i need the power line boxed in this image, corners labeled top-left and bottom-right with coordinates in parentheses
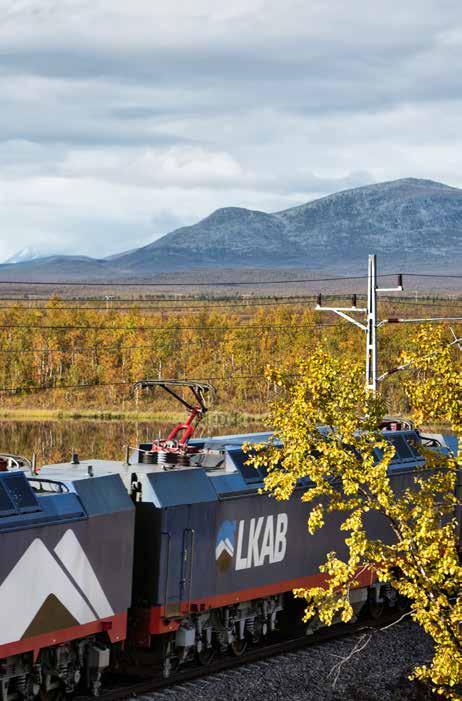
top-left (0, 322), bottom-right (342, 332)
top-left (403, 272), bottom-right (462, 279)
top-left (380, 316), bottom-right (462, 326)
top-left (380, 299), bottom-right (462, 307)
top-left (0, 294), bottom-right (321, 303)
top-left (2, 316), bottom-right (460, 357)
top-left (0, 274), bottom-right (375, 287)
top-left (0, 271), bottom-right (460, 288)
top-left (0, 315), bottom-right (461, 333)
top-left (0, 297), bottom-right (461, 313)
top-left (0, 381), bottom-right (131, 394)
top-left (0, 299), bottom-right (320, 312)
top-left (0, 375), bottom-right (270, 394)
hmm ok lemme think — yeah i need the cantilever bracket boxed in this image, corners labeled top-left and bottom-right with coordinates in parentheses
top-left (322, 308), bottom-right (368, 331)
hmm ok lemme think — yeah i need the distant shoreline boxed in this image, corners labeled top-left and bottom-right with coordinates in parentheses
top-left (0, 408), bottom-right (269, 424)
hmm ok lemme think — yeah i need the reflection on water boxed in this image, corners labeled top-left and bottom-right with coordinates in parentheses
top-left (0, 416), bottom-right (268, 467)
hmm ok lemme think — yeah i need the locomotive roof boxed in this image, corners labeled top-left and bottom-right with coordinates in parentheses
top-left (34, 429), bottom-right (452, 506)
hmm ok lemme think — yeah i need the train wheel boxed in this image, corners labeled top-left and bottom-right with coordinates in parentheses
top-left (39, 684), bottom-right (66, 701)
top-left (251, 618), bottom-right (266, 645)
top-left (396, 594), bottom-right (409, 614)
top-left (197, 647), bottom-right (215, 666)
top-left (230, 639), bottom-right (247, 656)
top-left (368, 598), bottom-right (385, 620)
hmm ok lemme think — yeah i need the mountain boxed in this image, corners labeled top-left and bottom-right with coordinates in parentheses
top-left (276, 177), bottom-right (462, 269)
top-left (1, 178), bottom-right (461, 281)
top-left (113, 178), bottom-right (462, 272)
top-left (4, 247), bottom-right (50, 264)
top-left (114, 207), bottom-right (292, 269)
top-left (0, 255), bottom-right (113, 281)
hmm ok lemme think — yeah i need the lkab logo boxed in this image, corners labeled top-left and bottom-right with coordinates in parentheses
top-left (215, 514), bottom-right (288, 572)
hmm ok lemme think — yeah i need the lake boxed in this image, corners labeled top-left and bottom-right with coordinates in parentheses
top-left (0, 416), bottom-right (268, 467)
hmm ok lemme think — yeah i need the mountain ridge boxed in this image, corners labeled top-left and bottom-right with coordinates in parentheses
top-left (2, 177), bottom-right (461, 280)
top-left (111, 176), bottom-right (462, 272)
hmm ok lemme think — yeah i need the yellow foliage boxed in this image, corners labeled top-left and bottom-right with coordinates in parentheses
top-left (247, 330), bottom-right (462, 698)
top-left (0, 300), bottom-right (459, 415)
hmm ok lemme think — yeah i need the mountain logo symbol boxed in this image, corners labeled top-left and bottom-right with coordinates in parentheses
top-left (215, 520), bottom-right (237, 572)
top-left (0, 529), bottom-right (113, 646)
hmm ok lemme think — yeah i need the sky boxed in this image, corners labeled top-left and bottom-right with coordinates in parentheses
top-left (0, 0), bottom-right (461, 261)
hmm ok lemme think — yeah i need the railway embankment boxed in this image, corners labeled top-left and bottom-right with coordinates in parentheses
top-left (142, 620), bottom-right (433, 701)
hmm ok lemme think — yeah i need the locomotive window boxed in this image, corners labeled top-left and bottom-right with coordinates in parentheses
top-left (230, 450), bottom-right (264, 483)
top-left (0, 480), bottom-right (16, 516)
top-left (387, 435), bottom-right (414, 462)
top-left (1, 473), bottom-right (40, 514)
top-left (406, 438), bottom-right (424, 459)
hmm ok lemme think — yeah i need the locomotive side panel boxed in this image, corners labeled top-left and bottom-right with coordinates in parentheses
top-left (0, 473), bottom-right (135, 658)
top-left (159, 469), bottom-right (416, 612)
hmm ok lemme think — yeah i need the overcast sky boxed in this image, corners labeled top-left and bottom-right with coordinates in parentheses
top-left (0, 0), bottom-right (461, 261)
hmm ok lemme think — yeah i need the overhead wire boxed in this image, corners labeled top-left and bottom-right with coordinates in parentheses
top-left (0, 271), bottom-right (459, 289)
top-left (402, 272), bottom-right (462, 279)
top-left (0, 272), bottom-right (459, 395)
top-left (0, 274), bottom-right (375, 287)
top-left (0, 299), bottom-right (321, 312)
top-left (0, 296), bottom-right (461, 312)
top-left (0, 375), bottom-right (274, 394)
top-left (0, 321), bottom-right (343, 332)
top-left (0, 314), bottom-right (460, 332)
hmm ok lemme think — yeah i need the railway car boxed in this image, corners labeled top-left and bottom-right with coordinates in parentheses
top-left (128, 425), bottom-right (457, 675)
top-left (1, 379), bottom-right (457, 692)
top-left (44, 381), bottom-right (458, 678)
top-left (0, 461), bottom-right (135, 699)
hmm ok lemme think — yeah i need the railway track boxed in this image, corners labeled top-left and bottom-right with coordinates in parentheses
top-left (83, 612), bottom-right (405, 701)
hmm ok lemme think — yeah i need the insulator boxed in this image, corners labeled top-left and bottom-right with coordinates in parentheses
top-left (142, 450), bottom-right (190, 467)
top-left (160, 452), bottom-right (191, 468)
top-left (352, 293), bottom-right (357, 307)
top-left (317, 293), bottom-right (322, 307)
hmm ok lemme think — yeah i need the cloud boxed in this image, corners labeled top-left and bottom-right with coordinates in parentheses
top-left (0, 0), bottom-right (461, 260)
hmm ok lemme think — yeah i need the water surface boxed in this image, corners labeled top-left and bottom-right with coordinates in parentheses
top-left (0, 416), bottom-right (268, 467)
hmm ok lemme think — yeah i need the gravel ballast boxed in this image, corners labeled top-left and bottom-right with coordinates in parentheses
top-left (146, 620), bottom-right (434, 701)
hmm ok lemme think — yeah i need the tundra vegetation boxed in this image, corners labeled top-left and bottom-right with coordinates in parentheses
top-left (247, 326), bottom-right (462, 698)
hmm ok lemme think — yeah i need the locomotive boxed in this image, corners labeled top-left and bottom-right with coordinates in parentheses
top-left (0, 380), bottom-right (457, 698)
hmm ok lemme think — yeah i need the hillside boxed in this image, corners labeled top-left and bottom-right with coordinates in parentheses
top-left (0, 256), bottom-right (113, 282)
top-left (2, 178), bottom-right (461, 280)
top-left (112, 177), bottom-right (462, 272)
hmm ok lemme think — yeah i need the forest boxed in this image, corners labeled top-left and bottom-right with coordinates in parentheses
top-left (0, 295), bottom-right (460, 418)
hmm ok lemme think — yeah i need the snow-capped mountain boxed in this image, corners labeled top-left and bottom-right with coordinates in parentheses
top-left (4, 247), bottom-right (52, 265)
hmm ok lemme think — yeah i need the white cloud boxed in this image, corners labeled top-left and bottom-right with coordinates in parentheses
top-left (0, 0), bottom-right (461, 261)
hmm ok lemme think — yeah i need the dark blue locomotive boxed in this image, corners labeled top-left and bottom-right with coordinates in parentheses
top-left (0, 380), bottom-right (457, 693)
top-left (128, 421), bottom-right (456, 676)
top-left (0, 462), bottom-right (134, 698)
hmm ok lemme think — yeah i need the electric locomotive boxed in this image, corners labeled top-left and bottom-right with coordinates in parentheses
top-left (122, 382), bottom-right (457, 676)
top-left (0, 454), bottom-right (134, 699)
top-left (0, 379), bottom-right (457, 694)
